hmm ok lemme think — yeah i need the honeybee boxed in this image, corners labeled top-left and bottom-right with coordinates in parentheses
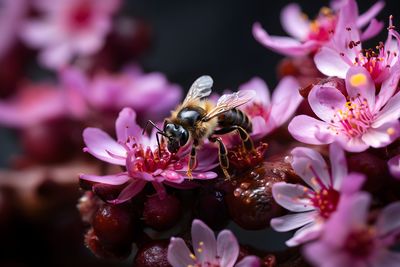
top-left (146, 76), bottom-right (255, 179)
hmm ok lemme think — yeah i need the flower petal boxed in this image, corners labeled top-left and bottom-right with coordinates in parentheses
top-left (360, 19), bottom-right (384, 41)
top-left (336, 135), bottom-right (369, 152)
top-left (79, 173), bottom-right (130, 185)
top-left (271, 211), bottom-right (317, 233)
top-left (388, 155), bottom-right (400, 179)
top-left (288, 115), bottom-right (334, 145)
top-left (280, 3), bottom-right (310, 41)
top-left (308, 84), bottom-right (347, 123)
top-left (272, 182), bottom-right (315, 212)
top-left (167, 237), bottom-right (195, 267)
top-left (83, 127), bottom-right (126, 165)
top-left (375, 64), bottom-right (400, 110)
top-left (160, 170), bottom-right (184, 184)
top-left (329, 143), bottom-right (348, 190)
top-left (339, 172), bottom-right (365, 195)
top-left (356, 1), bottom-right (385, 28)
top-left (291, 147), bottom-right (331, 190)
top-left (372, 251), bottom-right (400, 267)
top-left (235, 256), bottom-right (261, 267)
top-left (110, 179), bottom-right (147, 204)
top-left (362, 121), bottom-right (400, 148)
top-left (286, 222), bottom-right (321, 247)
top-left (191, 219), bottom-right (217, 264)
top-left (314, 47), bottom-right (350, 78)
top-left (376, 201), bottom-right (400, 236)
top-left (252, 23), bottom-right (319, 56)
top-left (345, 66), bottom-right (375, 108)
top-left (115, 107), bottom-right (142, 143)
top-left (216, 230), bottom-right (239, 267)
top-left (239, 77), bottom-right (270, 106)
top-left (373, 92), bottom-right (400, 128)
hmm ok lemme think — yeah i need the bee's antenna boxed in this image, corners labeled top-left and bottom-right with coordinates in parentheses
top-left (143, 120), bottom-right (163, 135)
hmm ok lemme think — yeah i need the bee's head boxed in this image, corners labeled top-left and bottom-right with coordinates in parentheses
top-left (163, 122), bottom-right (189, 153)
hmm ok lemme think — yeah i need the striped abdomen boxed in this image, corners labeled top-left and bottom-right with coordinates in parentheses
top-left (217, 108), bottom-right (252, 133)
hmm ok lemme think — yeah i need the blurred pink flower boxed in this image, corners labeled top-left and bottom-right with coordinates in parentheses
top-left (60, 65), bottom-right (182, 122)
top-left (388, 155), bottom-right (400, 179)
top-left (0, 0), bottom-right (27, 60)
top-left (304, 192), bottom-right (400, 267)
top-left (253, 0), bottom-right (384, 56)
top-left (315, 16), bottom-right (399, 84)
top-left (240, 76), bottom-right (302, 140)
top-left (80, 108), bottom-right (218, 204)
top-left (289, 66), bottom-right (400, 152)
top-left (271, 143), bottom-right (365, 246)
top-left (21, 0), bottom-right (121, 69)
top-left (0, 82), bottom-right (67, 128)
top-left (167, 219), bottom-right (260, 267)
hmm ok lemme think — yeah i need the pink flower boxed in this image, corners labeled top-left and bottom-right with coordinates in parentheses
top-left (303, 192), bottom-right (400, 267)
top-left (288, 66), bottom-right (400, 152)
top-left (167, 219), bottom-right (260, 267)
top-left (252, 0), bottom-right (384, 56)
top-left (0, 0), bottom-right (27, 60)
top-left (20, 0), bottom-right (121, 69)
top-left (271, 143), bottom-right (365, 246)
top-left (388, 155), bottom-right (400, 179)
top-left (80, 108), bottom-right (218, 204)
top-left (315, 16), bottom-right (399, 84)
top-left (0, 82), bottom-right (67, 128)
top-left (60, 65), bottom-right (182, 122)
top-left (239, 76), bottom-right (302, 140)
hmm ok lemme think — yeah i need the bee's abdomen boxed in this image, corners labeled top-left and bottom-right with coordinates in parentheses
top-left (217, 108), bottom-right (252, 133)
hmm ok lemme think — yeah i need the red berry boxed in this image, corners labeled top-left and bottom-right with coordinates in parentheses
top-left (143, 195), bottom-right (181, 231)
top-left (133, 240), bottom-right (171, 267)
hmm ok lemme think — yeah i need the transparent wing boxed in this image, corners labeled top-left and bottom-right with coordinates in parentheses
top-left (182, 75), bottom-right (213, 106)
top-left (203, 90), bottom-right (256, 121)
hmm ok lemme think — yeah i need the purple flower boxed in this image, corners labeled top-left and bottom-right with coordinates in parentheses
top-left (167, 219), bottom-right (261, 267)
top-left (0, 82), bottom-right (67, 128)
top-left (315, 16), bottom-right (399, 84)
top-left (239, 76), bottom-right (302, 140)
top-left (252, 0), bottom-right (384, 56)
top-left (80, 108), bottom-right (218, 204)
top-left (289, 66), bottom-right (400, 152)
top-left (60, 65), bottom-right (182, 122)
top-left (271, 143), bottom-right (365, 246)
top-left (388, 155), bottom-right (400, 179)
top-left (304, 192), bottom-right (400, 267)
top-left (20, 0), bottom-right (121, 69)
top-left (0, 0), bottom-right (27, 60)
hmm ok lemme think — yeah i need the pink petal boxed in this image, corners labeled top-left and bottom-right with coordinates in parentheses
top-left (336, 136), bottom-right (369, 152)
top-left (302, 241), bottom-right (340, 267)
top-left (151, 181), bottom-right (167, 200)
top-left (216, 230), bottom-right (239, 267)
top-left (372, 251), bottom-right (400, 267)
top-left (360, 19), bottom-right (384, 41)
top-left (83, 127), bottom-right (126, 165)
top-left (376, 201), bottom-right (400, 236)
top-left (191, 219), bottom-right (217, 263)
top-left (288, 115), bottom-right (334, 145)
top-left (110, 179), bottom-right (147, 204)
top-left (271, 211), bottom-right (317, 232)
top-left (239, 77), bottom-right (270, 106)
top-left (373, 92), bottom-right (400, 128)
top-left (270, 76), bottom-right (302, 127)
top-left (291, 147), bottom-right (331, 190)
top-left (345, 66), bottom-right (376, 108)
top-left (375, 65), bottom-right (400, 110)
top-left (362, 121), bottom-right (400, 148)
top-left (286, 222), bottom-right (321, 247)
top-left (329, 143), bottom-right (348, 189)
top-left (272, 182), bottom-right (314, 212)
top-left (308, 85), bottom-right (347, 123)
top-left (314, 47), bottom-right (350, 78)
top-left (167, 237), bottom-right (195, 267)
top-left (339, 172), bottom-right (365, 195)
top-left (356, 1), bottom-right (385, 28)
top-left (79, 173), bottom-right (130, 185)
top-left (280, 3), bottom-right (310, 41)
top-left (39, 42), bottom-right (72, 69)
top-left (115, 107), bottom-right (142, 143)
top-left (235, 256), bottom-right (261, 267)
top-left (160, 170), bottom-right (184, 184)
top-left (388, 155), bottom-right (400, 179)
top-left (252, 23), bottom-right (319, 56)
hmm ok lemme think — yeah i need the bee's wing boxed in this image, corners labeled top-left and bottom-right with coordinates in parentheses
top-left (182, 75), bottom-right (213, 106)
top-left (202, 90), bottom-right (256, 121)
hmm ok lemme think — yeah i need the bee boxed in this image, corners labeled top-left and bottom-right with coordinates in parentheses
top-left (146, 76), bottom-right (255, 179)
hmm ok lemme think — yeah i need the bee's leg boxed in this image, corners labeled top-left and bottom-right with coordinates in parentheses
top-left (209, 136), bottom-right (230, 180)
top-left (187, 140), bottom-right (198, 178)
top-left (213, 126), bottom-right (254, 151)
